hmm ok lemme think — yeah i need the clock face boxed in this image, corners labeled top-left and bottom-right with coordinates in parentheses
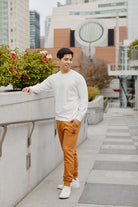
top-left (79, 22), bottom-right (104, 43)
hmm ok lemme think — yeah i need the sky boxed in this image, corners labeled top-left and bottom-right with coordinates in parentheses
top-left (29, 0), bottom-right (66, 36)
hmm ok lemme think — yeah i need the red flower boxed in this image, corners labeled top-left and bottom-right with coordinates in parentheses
top-left (10, 66), bottom-right (14, 71)
top-left (43, 54), bottom-right (47, 59)
top-left (16, 73), bottom-right (19, 77)
top-left (13, 57), bottom-right (19, 60)
top-left (12, 53), bottom-right (15, 57)
top-left (23, 76), bottom-right (28, 79)
top-left (12, 53), bottom-right (19, 64)
top-left (16, 68), bottom-right (19, 72)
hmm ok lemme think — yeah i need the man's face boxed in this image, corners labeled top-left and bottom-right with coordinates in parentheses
top-left (59, 54), bottom-right (73, 73)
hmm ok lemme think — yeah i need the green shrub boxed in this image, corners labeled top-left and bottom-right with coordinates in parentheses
top-left (0, 45), bottom-right (56, 90)
top-left (128, 39), bottom-right (138, 59)
top-left (88, 86), bottom-right (100, 101)
top-left (0, 45), bottom-right (16, 87)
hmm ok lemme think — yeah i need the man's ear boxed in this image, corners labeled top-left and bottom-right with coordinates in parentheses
top-left (57, 58), bottom-right (60, 62)
top-left (56, 58), bottom-right (61, 67)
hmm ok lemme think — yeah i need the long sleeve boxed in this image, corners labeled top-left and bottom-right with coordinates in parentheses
top-left (29, 75), bottom-right (53, 93)
top-left (75, 76), bottom-right (88, 122)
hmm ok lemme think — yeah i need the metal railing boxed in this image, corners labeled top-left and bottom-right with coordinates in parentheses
top-left (0, 117), bottom-right (55, 157)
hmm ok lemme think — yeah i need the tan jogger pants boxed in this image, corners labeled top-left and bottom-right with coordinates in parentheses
top-left (56, 120), bottom-right (81, 186)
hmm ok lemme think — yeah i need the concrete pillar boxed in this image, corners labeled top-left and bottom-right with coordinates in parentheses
top-left (120, 77), bottom-right (127, 108)
top-left (135, 76), bottom-right (138, 110)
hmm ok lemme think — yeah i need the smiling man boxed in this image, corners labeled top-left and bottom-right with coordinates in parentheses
top-left (22, 48), bottom-right (88, 199)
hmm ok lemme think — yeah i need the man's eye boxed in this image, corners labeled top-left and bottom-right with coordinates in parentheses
top-left (64, 58), bottom-right (72, 61)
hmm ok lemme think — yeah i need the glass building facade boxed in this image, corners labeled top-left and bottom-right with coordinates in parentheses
top-left (30, 10), bottom-right (40, 48)
top-left (0, 0), bottom-right (8, 45)
top-left (69, 8), bottom-right (127, 15)
top-left (66, 0), bottom-right (97, 4)
top-left (45, 16), bottom-right (51, 48)
top-left (128, 0), bottom-right (138, 40)
top-left (0, 0), bottom-right (30, 50)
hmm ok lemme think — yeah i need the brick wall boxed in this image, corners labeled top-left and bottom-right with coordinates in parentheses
top-left (54, 29), bottom-right (71, 48)
top-left (95, 27), bottom-right (127, 65)
top-left (114, 26), bottom-right (127, 46)
top-left (95, 47), bottom-right (118, 65)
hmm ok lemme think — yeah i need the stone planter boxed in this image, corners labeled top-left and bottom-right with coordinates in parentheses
top-left (87, 95), bottom-right (104, 125)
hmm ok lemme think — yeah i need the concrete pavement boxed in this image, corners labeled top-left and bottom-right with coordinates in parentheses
top-left (16, 104), bottom-right (138, 207)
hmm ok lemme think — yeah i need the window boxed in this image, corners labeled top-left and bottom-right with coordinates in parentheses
top-left (69, 9), bottom-right (127, 16)
top-left (79, 22), bottom-right (104, 43)
top-left (98, 2), bottom-right (128, 8)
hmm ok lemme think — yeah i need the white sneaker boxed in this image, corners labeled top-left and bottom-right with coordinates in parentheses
top-left (71, 177), bottom-right (80, 189)
top-left (57, 178), bottom-right (80, 190)
top-left (59, 186), bottom-right (71, 199)
top-left (57, 184), bottom-right (64, 190)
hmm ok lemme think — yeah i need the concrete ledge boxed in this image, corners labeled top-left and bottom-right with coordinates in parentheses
top-left (87, 95), bottom-right (104, 125)
top-left (0, 91), bottom-right (87, 207)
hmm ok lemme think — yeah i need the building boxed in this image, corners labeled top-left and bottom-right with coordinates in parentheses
top-left (30, 10), bottom-right (40, 49)
top-left (66, 0), bottom-right (97, 5)
top-left (128, 0), bottom-right (138, 40)
top-left (45, 16), bottom-right (51, 48)
top-left (46, 0), bottom-right (127, 59)
top-left (108, 0), bottom-right (138, 108)
top-left (0, 0), bottom-right (30, 50)
top-left (0, 0), bottom-right (9, 45)
top-left (40, 36), bottom-right (45, 48)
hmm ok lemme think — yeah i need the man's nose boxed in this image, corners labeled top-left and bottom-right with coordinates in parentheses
top-left (67, 60), bottom-right (71, 63)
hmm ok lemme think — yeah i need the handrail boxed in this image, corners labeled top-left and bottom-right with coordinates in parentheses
top-left (0, 117), bottom-right (55, 127)
top-left (0, 117), bottom-right (55, 157)
top-left (0, 126), bottom-right (7, 157)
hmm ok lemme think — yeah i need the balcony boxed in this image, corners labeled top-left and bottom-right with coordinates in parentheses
top-left (108, 45), bottom-right (138, 76)
top-left (0, 90), bottom-right (90, 207)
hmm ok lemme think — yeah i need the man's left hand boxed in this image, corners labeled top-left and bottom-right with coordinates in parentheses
top-left (73, 118), bottom-right (80, 126)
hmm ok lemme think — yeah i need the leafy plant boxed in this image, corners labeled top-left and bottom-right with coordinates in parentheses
top-left (0, 45), bottom-right (17, 87)
top-left (88, 86), bottom-right (100, 101)
top-left (127, 39), bottom-right (138, 60)
top-left (0, 45), bottom-right (56, 90)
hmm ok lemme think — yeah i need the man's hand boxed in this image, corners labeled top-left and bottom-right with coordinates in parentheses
top-left (72, 118), bottom-right (80, 126)
top-left (22, 87), bottom-right (32, 94)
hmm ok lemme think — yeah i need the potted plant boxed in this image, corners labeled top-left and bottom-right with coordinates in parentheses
top-left (87, 86), bottom-right (104, 125)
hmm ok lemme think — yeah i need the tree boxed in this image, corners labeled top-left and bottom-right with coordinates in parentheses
top-left (80, 56), bottom-right (112, 89)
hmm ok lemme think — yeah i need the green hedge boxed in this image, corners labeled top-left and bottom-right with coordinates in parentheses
top-left (0, 45), bottom-right (55, 90)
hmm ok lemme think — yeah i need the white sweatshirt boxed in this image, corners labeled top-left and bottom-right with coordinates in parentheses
top-left (30, 69), bottom-right (88, 122)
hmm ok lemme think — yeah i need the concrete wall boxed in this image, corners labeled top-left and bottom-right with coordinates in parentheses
top-left (0, 90), bottom-right (87, 207)
top-left (100, 79), bottom-right (120, 98)
top-left (87, 95), bottom-right (104, 125)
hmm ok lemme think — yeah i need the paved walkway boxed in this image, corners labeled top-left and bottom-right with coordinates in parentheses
top-left (16, 104), bottom-right (138, 207)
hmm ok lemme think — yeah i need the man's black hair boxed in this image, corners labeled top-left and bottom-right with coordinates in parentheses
top-left (57, 48), bottom-right (73, 59)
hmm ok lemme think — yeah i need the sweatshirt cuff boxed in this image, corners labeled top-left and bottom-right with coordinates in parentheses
top-left (75, 115), bottom-right (82, 122)
top-left (29, 86), bottom-right (37, 93)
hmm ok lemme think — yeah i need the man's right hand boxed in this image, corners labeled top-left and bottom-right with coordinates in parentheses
top-left (22, 87), bottom-right (32, 94)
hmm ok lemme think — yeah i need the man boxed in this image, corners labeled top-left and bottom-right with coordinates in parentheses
top-left (22, 48), bottom-right (88, 199)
